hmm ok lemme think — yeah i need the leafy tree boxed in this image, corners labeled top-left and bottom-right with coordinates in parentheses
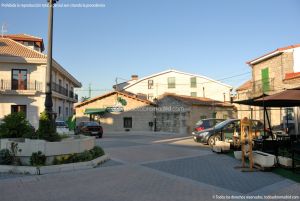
top-left (81, 96), bottom-right (90, 102)
top-left (37, 112), bottom-right (60, 142)
top-left (0, 112), bottom-right (34, 138)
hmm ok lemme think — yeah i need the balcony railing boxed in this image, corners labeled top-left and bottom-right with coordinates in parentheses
top-left (235, 78), bottom-right (275, 100)
top-left (0, 79), bottom-right (42, 91)
top-left (52, 82), bottom-right (78, 101)
top-left (52, 82), bottom-right (68, 96)
top-left (252, 78), bottom-right (275, 96)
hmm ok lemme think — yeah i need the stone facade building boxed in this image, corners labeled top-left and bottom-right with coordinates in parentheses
top-left (75, 91), bottom-right (155, 132)
top-left (0, 34), bottom-right (81, 128)
top-left (235, 44), bottom-right (300, 132)
top-left (156, 93), bottom-right (236, 134)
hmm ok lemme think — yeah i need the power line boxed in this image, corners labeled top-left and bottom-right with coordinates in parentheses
top-left (75, 71), bottom-right (251, 92)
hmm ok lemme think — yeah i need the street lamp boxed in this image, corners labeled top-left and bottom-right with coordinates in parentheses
top-left (44, 0), bottom-right (58, 114)
top-left (153, 98), bottom-right (158, 132)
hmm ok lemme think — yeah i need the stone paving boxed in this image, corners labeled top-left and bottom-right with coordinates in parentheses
top-left (0, 133), bottom-right (299, 201)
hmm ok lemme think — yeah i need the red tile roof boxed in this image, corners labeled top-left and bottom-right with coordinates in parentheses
top-left (247, 44), bottom-right (300, 65)
top-left (236, 80), bottom-right (252, 91)
top-left (3, 34), bottom-right (44, 51)
top-left (0, 38), bottom-right (46, 59)
top-left (284, 72), bottom-right (300, 80)
top-left (160, 93), bottom-right (234, 107)
top-left (75, 91), bottom-right (154, 108)
top-left (3, 34), bottom-right (42, 41)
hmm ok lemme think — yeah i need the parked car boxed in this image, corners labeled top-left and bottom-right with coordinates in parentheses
top-left (75, 121), bottom-right (103, 138)
top-left (194, 118), bottom-right (225, 132)
top-left (192, 119), bottom-right (264, 146)
top-left (56, 120), bottom-right (69, 134)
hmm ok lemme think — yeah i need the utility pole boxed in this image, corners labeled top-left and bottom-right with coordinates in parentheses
top-left (115, 78), bottom-right (118, 91)
top-left (88, 83), bottom-right (92, 98)
top-left (44, 0), bottom-right (58, 138)
top-left (44, 0), bottom-right (58, 114)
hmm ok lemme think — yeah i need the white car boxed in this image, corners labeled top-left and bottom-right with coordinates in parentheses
top-left (56, 120), bottom-right (69, 134)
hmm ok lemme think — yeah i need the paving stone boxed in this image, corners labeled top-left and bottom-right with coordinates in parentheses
top-left (143, 154), bottom-right (285, 194)
top-left (96, 160), bottom-right (123, 167)
top-left (96, 140), bottom-right (146, 148)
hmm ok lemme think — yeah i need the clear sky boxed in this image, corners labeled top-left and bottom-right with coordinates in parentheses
top-left (1, 0), bottom-right (300, 99)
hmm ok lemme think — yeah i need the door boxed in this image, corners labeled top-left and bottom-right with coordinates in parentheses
top-left (12, 69), bottom-right (27, 90)
top-left (261, 68), bottom-right (270, 93)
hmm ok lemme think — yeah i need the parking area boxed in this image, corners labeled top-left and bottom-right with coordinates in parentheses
top-left (0, 133), bottom-right (299, 201)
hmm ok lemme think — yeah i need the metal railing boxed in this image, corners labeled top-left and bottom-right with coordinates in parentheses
top-left (235, 78), bottom-right (275, 100)
top-left (0, 79), bottom-right (42, 91)
top-left (252, 78), bottom-right (275, 96)
top-left (52, 82), bottom-right (68, 96)
top-left (52, 82), bottom-right (78, 101)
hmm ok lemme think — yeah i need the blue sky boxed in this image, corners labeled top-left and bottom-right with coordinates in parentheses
top-left (1, 0), bottom-right (300, 98)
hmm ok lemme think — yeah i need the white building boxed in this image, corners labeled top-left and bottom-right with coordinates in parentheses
top-left (115, 69), bottom-right (233, 102)
top-left (0, 34), bottom-right (82, 128)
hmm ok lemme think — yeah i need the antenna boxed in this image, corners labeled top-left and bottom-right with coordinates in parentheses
top-left (1, 23), bottom-right (7, 37)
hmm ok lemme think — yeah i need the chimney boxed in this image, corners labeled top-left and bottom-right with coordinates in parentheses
top-left (131, 75), bottom-right (138, 80)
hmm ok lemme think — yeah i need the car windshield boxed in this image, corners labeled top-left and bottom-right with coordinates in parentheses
top-left (214, 119), bottom-right (234, 129)
top-left (56, 121), bottom-right (66, 126)
top-left (85, 122), bottom-right (100, 126)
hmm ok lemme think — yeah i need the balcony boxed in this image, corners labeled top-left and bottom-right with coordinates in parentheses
top-left (0, 79), bottom-right (43, 91)
top-left (235, 78), bottom-right (275, 101)
top-left (52, 82), bottom-right (78, 102)
top-left (52, 82), bottom-right (68, 96)
top-left (252, 78), bottom-right (275, 97)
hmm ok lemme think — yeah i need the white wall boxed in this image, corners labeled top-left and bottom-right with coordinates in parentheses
top-left (293, 47), bottom-right (300, 72)
top-left (124, 71), bottom-right (232, 102)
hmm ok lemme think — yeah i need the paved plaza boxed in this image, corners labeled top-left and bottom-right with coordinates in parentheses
top-left (0, 133), bottom-right (299, 201)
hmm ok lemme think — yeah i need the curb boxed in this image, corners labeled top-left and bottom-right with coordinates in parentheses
top-left (0, 154), bottom-right (110, 175)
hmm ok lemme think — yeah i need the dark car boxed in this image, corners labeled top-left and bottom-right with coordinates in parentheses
top-left (75, 121), bottom-right (103, 138)
top-left (194, 118), bottom-right (225, 132)
top-left (192, 119), bottom-right (264, 146)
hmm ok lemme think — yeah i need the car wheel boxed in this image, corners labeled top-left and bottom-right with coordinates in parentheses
top-left (214, 135), bottom-right (221, 142)
top-left (208, 136), bottom-right (215, 146)
top-left (98, 134), bottom-right (103, 138)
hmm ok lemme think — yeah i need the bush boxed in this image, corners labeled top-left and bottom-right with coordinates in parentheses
top-left (37, 112), bottom-right (60, 142)
top-left (90, 146), bottom-right (105, 158)
top-left (0, 149), bottom-right (13, 165)
top-left (52, 146), bottom-right (105, 165)
top-left (0, 112), bottom-right (35, 139)
top-left (30, 151), bottom-right (46, 166)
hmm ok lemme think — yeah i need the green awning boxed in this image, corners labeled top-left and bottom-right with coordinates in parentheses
top-left (84, 108), bottom-right (107, 115)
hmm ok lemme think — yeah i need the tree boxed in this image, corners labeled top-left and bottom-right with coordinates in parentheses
top-left (81, 96), bottom-right (90, 102)
top-left (0, 112), bottom-right (34, 138)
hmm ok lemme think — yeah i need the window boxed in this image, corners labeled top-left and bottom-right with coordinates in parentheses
top-left (58, 106), bottom-right (61, 116)
top-left (12, 69), bottom-right (27, 90)
top-left (148, 80), bottom-right (154, 89)
top-left (11, 105), bottom-right (27, 117)
top-left (148, 93), bottom-right (153, 100)
top-left (66, 107), bottom-right (69, 117)
top-left (191, 92), bottom-right (197, 97)
top-left (200, 115), bottom-right (207, 120)
top-left (190, 77), bottom-right (197, 88)
top-left (261, 68), bottom-right (270, 92)
top-left (123, 117), bottom-right (132, 128)
top-left (66, 83), bottom-right (69, 96)
top-left (167, 77), bottom-right (175, 88)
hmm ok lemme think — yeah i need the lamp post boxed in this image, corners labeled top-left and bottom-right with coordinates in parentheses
top-left (153, 98), bottom-right (158, 132)
top-left (44, 0), bottom-right (58, 114)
